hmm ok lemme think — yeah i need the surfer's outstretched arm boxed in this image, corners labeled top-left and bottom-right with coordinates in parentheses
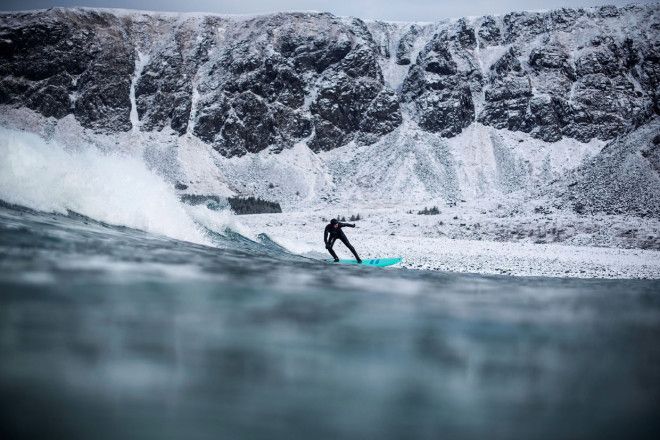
top-left (339, 222), bottom-right (356, 228)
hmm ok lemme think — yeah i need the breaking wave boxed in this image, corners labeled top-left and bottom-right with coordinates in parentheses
top-left (0, 127), bottom-right (239, 245)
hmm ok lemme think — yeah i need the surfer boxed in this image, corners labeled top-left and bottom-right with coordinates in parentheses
top-left (324, 218), bottom-right (362, 263)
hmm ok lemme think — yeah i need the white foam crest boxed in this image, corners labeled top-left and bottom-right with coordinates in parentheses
top-left (0, 127), bottom-right (213, 245)
top-left (186, 204), bottom-right (256, 240)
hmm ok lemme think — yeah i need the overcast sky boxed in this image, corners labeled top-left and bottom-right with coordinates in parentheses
top-left (1, 0), bottom-right (656, 21)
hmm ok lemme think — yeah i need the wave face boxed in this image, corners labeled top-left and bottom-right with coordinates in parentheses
top-left (1, 202), bottom-right (660, 439)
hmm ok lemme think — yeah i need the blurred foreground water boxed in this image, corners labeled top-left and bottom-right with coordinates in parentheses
top-left (1, 203), bottom-right (659, 440)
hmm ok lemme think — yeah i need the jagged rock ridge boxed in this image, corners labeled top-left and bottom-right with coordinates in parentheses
top-left (0, 5), bottom-right (658, 156)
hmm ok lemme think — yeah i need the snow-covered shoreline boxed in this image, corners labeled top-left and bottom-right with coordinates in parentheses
top-left (1, 112), bottom-right (657, 279)
top-left (240, 210), bottom-right (660, 279)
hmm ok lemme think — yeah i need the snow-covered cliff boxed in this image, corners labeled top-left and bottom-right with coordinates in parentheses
top-left (0, 5), bottom-right (658, 216)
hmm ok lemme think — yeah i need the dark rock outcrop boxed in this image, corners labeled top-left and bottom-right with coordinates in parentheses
top-left (396, 24), bottom-right (422, 65)
top-left (0, 9), bottom-right (134, 131)
top-left (476, 8), bottom-right (657, 143)
top-left (478, 47), bottom-right (535, 135)
top-left (478, 16), bottom-right (501, 46)
top-left (401, 31), bottom-right (474, 137)
top-left (0, 5), bottom-right (658, 155)
top-left (452, 19), bottom-right (476, 50)
top-left (134, 21), bottom-right (214, 135)
top-left (189, 13), bottom-right (401, 155)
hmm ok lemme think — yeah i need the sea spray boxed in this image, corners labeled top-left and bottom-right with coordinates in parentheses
top-left (186, 204), bottom-right (256, 241)
top-left (0, 127), bottom-right (236, 245)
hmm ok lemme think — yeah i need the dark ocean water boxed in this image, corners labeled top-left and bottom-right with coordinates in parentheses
top-left (1, 203), bottom-right (659, 440)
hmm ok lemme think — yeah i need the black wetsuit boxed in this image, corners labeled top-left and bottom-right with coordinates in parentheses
top-left (324, 222), bottom-right (361, 262)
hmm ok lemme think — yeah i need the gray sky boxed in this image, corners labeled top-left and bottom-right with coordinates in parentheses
top-left (1, 0), bottom-right (656, 21)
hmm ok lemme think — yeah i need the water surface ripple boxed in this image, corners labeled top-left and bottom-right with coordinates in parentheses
top-left (1, 204), bottom-right (659, 439)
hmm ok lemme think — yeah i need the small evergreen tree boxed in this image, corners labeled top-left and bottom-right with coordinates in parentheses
top-left (417, 206), bottom-right (440, 215)
top-left (228, 196), bottom-right (282, 215)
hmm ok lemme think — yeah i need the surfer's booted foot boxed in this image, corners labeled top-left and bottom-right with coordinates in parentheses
top-left (324, 218), bottom-right (362, 262)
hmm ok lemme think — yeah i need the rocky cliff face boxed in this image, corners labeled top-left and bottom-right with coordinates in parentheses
top-left (0, 5), bottom-right (658, 157)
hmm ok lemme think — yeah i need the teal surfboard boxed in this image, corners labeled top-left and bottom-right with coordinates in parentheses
top-left (328, 257), bottom-right (403, 267)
